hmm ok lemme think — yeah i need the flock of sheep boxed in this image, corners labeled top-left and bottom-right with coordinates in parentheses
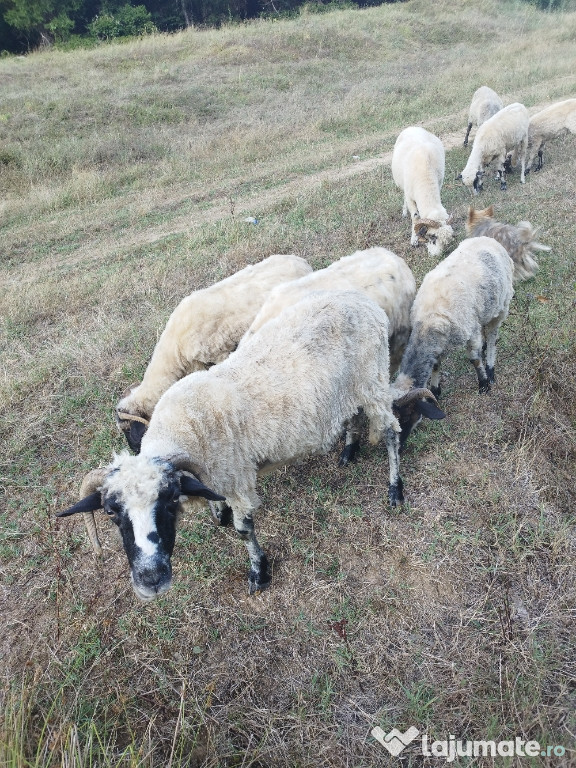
top-left (58, 88), bottom-right (575, 602)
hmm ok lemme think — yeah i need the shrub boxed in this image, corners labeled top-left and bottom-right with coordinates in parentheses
top-left (88, 4), bottom-right (156, 40)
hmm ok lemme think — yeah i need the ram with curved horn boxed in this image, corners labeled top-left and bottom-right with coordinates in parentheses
top-left (391, 235), bottom-right (515, 444)
top-left (391, 126), bottom-right (454, 257)
top-left (59, 290), bottom-right (443, 598)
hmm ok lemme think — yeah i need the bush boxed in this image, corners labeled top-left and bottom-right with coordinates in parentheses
top-left (88, 4), bottom-right (156, 40)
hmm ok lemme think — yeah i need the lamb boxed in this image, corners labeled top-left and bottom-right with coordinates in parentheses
top-left (115, 253), bottom-right (312, 453)
top-left (459, 102), bottom-right (529, 193)
top-left (391, 237), bottom-right (514, 444)
top-left (466, 205), bottom-right (550, 282)
top-left (58, 290), bottom-right (442, 598)
top-left (464, 86), bottom-right (504, 147)
top-left (241, 247), bottom-right (416, 371)
top-left (391, 126), bottom-right (454, 257)
top-left (526, 98), bottom-right (576, 171)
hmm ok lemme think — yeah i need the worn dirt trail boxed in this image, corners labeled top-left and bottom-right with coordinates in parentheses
top-left (3, 99), bottom-right (559, 285)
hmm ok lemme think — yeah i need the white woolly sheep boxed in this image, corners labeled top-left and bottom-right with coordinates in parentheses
top-left (391, 126), bottom-right (454, 257)
top-left (466, 205), bottom-right (550, 282)
top-left (460, 102), bottom-right (529, 193)
top-left (242, 247), bottom-right (416, 371)
top-left (116, 253), bottom-right (312, 453)
top-left (59, 290), bottom-right (442, 598)
top-left (391, 236), bottom-right (514, 444)
top-left (526, 98), bottom-right (576, 171)
top-left (464, 86), bottom-right (504, 147)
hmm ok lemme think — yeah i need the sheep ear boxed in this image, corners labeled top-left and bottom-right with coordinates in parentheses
top-left (416, 400), bottom-right (445, 420)
top-left (415, 222), bottom-right (428, 237)
top-left (57, 492), bottom-right (103, 517)
top-left (179, 475), bottom-right (226, 501)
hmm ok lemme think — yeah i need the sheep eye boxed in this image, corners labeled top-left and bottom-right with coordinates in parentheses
top-left (106, 502), bottom-right (122, 521)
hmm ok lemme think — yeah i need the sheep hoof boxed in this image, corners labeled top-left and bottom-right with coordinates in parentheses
top-left (248, 574), bottom-right (270, 595)
top-left (486, 366), bottom-right (495, 384)
top-left (478, 379), bottom-right (491, 394)
top-left (388, 478), bottom-right (404, 508)
top-left (248, 557), bottom-right (270, 595)
top-left (338, 441), bottom-right (359, 467)
top-left (500, 181), bottom-right (507, 191)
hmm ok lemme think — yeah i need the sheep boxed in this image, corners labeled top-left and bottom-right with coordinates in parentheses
top-left (58, 290), bottom-right (443, 599)
top-left (466, 205), bottom-right (550, 282)
top-left (115, 253), bottom-right (312, 453)
top-left (391, 236), bottom-right (514, 445)
top-left (391, 126), bottom-right (454, 257)
top-left (526, 98), bottom-right (576, 171)
top-left (464, 86), bottom-right (504, 147)
top-left (459, 103), bottom-right (529, 193)
top-left (241, 247), bottom-right (416, 372)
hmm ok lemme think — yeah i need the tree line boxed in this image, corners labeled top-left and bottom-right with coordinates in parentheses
top-left (0, 0), bottom-right (401, 53)
top-left (0, 0), bottom-right (564, 55)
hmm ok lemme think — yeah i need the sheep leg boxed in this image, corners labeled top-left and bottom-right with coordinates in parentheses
top-left (464, 122), bottom-right (472, 147)
top-left (483, 317), bottom-right (503, 384)
top-left (385, 427), bottom-right (404, 507)
top-left (535, 148), bottom-right (543, 171)
top-left (467, 335), bottom-right (490, 393)
top-left (429, 358), bottom-right (442, 400)
top-left (497, 157), bottom-right (507, 191)
top-left (518, 136), bottom-right (528, 183)
top-left (232, 506), bottom-right (270, 594)
top-left (338, 411), bottom-right (363, 466)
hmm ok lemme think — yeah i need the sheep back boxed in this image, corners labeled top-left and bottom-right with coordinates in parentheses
top-left (117, 253), bottom-right (312, 420)
top-left (410, 236), bottom-right (514, 347)
top-left (392, 127), bottom-right (446, 215)
top-left (243, 247), bottom-right (415, 366)
top-left (461, 103), bottom-right (529, 187)
top-left (468, 86), bottom-right (503, 129)
top-left (143, 290), bottom-right (397, 501)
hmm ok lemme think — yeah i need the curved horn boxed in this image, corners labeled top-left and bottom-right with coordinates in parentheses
top-left (116, 411), bottom-right (150, 426)
top-left (80, 469), bottom-right (107, 557)
top-left (394, 387), bottom-right (440, 408)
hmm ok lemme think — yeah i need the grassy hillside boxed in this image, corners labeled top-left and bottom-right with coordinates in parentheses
top-left (1, 0), bottom-right (575, 765)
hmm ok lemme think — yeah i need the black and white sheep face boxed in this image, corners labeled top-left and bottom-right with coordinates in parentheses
top-left (103, 462), bottom-right (181, 601)
top-left (58, 454), bottom-right (225, 601)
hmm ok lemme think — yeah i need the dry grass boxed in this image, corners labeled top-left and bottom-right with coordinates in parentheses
top-left (1, 0), bottom-right (576, 765)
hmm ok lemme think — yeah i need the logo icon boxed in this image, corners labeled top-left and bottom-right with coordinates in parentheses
top-left (371, 726), bottom-right (420, 756)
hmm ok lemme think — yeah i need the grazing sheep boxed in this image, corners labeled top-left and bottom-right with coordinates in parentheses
top-left (466, 205), bottom-right (550, 282)
top-left (116, 253), bottom-right (312, 453)
top-left (459, 103), bottom-right (529, 193)
top-left (526, 98), bottom-right (576, 171)
top-left (391, 126), bottom-right (454, 257)
top-left (391, 236), bottom-right (514, 444)
top-left (59, 290), bottom-right (439, 598)
top-left (464, 86), bottom-right (504, 147)
top-left (241, 247), bottom-right (416, 371)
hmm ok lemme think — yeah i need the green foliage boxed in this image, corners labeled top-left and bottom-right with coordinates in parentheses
top-left (88, 3), bottom-right (156, 39)
top-left (2, 0), bottom-right (83, 41)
